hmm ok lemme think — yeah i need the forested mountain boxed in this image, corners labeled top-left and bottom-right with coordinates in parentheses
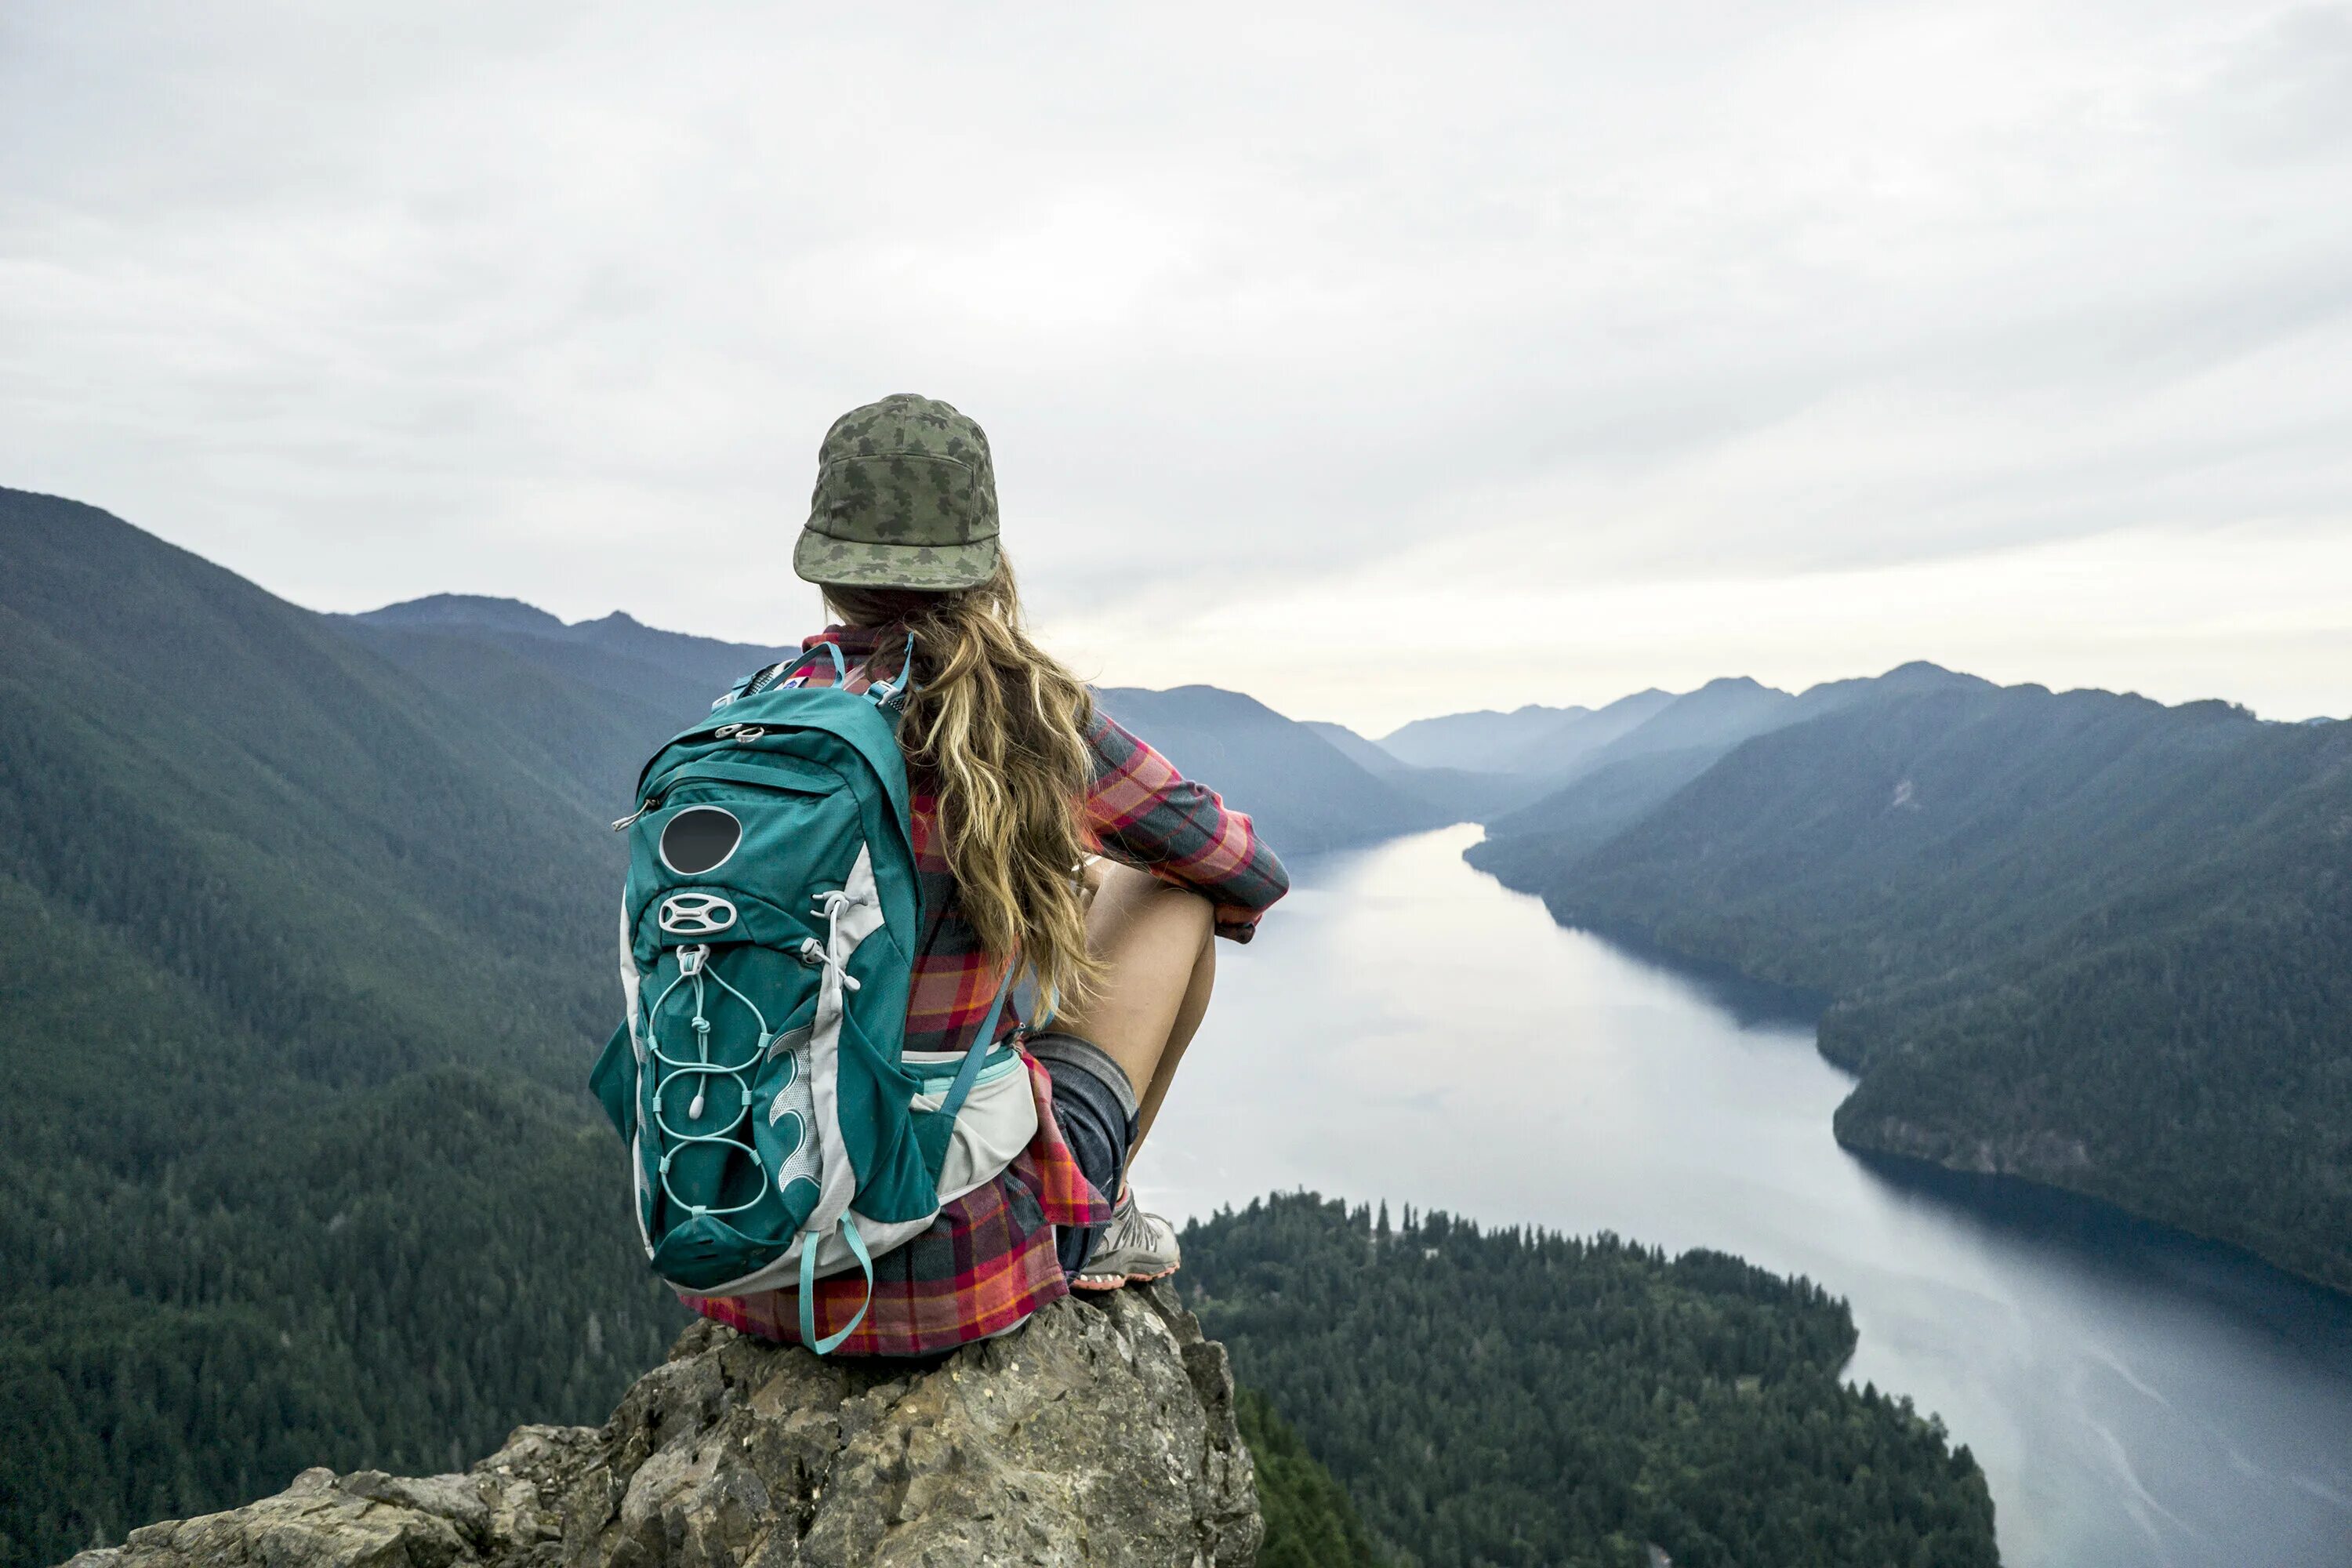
top-left (1482, 746), bottom-right (1737, 866)
top-left (1305, 721), bottom-right (1550, 823)
top-left (1777, 658), bottom-right (1994, 721)
top-left (1493, 688), bottom-right (1677, 775)
top-left (1185, 1194), bottom-right (1999, 1568)
top-left (1470, 678), bottom-right (2352, 1290)
top-left (1486, 663), bottom-right (1993, 854)
top-left (1563, 676), bottom-right (1791, 770)
top-left (1302, 719), bottom-right (1409, 775)
top-left (348, 592), bottom-right (793, 706)
top-left (337, 594), bottom-right (795, 809)
top-left (1364, 673), bottom-right (1929, 832)
top-left (1097, 685), bottom-right (1450, 855)
top-left (1242, 1388), bottom-right (1395, 1568)
top-left (1376, 702), bottom-right (1588, 771)
top-left (1392, 667), bottom-right (1993, 818)
top-left (0, 488), bottom-right (688, 1566)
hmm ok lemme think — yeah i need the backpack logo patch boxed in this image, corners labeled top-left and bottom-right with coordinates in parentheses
top-left (658, 891), bottom-right (739, 936)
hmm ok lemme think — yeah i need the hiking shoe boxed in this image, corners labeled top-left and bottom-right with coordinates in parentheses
top-left (1073, 1191), bottom-right (1181, 1291)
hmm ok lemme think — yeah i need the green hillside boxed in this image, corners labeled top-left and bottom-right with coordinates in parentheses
top-left (1097, 684), bottom-right (1449, 855)
top-left (1185, 1194), bottom-right (1999, 1568)
top-left (1469, 681), bottom-right (2352, 1289)
top-left (1242, 1387), bottom-right (1396, 1568)
top-left (0, 488), bottom-right (684, 1565)
top-left (339, 595), bottom-right (795, 809)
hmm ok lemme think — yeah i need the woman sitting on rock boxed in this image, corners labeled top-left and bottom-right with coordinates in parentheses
top-left (678, 394), bottom-right (1288, 1356)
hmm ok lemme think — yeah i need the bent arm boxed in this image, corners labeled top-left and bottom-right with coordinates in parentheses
top-left (1079, 711), bottom-right (1290, 942)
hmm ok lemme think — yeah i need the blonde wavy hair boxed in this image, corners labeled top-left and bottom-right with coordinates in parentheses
top-left (822, 557), bottom-right (1100, 1014)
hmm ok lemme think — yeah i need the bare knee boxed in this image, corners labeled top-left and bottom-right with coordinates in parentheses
top-left (1083, 860), bottom-right (1214, 952)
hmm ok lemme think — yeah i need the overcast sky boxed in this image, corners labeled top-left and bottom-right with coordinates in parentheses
top-left (4, 2), bottom-right (2348, 731)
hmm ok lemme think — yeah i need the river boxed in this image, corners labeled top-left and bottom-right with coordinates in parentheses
top-left (1143, 825), bottom-right (2352, 1568)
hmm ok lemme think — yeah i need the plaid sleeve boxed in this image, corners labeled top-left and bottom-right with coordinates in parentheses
top-left (1080, 711), bottom-right (1290, 942)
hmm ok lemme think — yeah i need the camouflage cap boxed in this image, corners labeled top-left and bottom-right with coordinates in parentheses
top-left (792, 393), bottom-right (1000, 590)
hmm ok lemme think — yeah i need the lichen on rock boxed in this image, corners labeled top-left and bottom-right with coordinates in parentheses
top-left (65, 1285), bottom-right (1259, 1568)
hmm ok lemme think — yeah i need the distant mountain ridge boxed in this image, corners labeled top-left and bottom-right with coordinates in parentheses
top-left (1374, 662), bottom-right (2009, 789)
top-left (1301, 719), bottom-right (1407, 776)
top-left (348, 597), bottom-right (1452, 860)
top-left (1495, 688), bottom-right (1679, 775)
top-left (1486, 663), bottom-right (1994, 853)
top-left (338, 593), bottom-right (798, 808)
top-left (1573, 676), bottom-right (1790, 765)
top-left (354, 590), bottom-right (782, 659)
top-left (358, 592), bottom-right (571, 633)
top-left (1377, 702), bottom-right (1589, 771)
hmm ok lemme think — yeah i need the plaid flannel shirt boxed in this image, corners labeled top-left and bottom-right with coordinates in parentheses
top-left (680, 626), bottom-right (1289, 1356)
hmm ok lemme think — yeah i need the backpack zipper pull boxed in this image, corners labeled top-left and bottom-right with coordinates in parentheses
top-left (611, 795), bottom-right (661, 833)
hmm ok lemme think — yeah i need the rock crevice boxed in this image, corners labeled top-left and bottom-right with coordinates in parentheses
top-left (69, 1286), bottom-right (1258, 1568)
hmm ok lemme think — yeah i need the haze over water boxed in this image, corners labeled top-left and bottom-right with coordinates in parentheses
top-left (1148, 825), bottom-right (2352, 1568)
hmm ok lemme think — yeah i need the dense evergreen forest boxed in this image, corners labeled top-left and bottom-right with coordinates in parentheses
top-left (0, 490), bottom-right (704, 1565)
top-left (1240, 1388), bottom-right (1394, 1568)
top-left (1185, 1195), bottom-right (1999, 1568)
top-left (1469, 681), bottom-right (2352, 1290)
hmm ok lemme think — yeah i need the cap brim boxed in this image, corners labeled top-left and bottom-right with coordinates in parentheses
top-left (793, 527), bottom-right (999, 591)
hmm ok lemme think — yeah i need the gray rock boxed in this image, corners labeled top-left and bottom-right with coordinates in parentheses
top-left (60, 1287), bottom-right (1257, 1568)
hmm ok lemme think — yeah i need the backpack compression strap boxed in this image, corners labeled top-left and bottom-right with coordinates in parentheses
top-left (797, 954), bottom-right (1016, 1356)
top-left (799, 1213), bottom-right (874, 1355)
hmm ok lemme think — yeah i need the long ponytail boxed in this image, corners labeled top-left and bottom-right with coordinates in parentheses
top-left (822, 556), bottom-right (1099, 1014)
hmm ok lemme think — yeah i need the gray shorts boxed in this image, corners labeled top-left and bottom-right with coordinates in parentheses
top-left (1025, 1032), bottom-right (1138, 1276)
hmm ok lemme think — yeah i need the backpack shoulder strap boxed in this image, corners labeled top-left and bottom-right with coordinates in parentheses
top-left (865, 631), bottom-right (919, 710)
top-left (722, 642), bottom-right (849, 707)
top-left (720, 633), bottom-right (916, 711)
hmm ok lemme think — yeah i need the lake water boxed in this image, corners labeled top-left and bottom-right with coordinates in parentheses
top-left (1144, 825), bottom-right (2352, 1568)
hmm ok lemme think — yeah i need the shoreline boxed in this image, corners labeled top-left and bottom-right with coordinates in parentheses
top-left (1457, 837), bottom-right (2352, 1305)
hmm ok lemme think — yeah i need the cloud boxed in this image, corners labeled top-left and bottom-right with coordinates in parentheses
top-left (1, 0), bottom-right (2346, 725)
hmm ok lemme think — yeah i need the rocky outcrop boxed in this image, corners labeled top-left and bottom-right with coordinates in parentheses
top-left (65, 1285), bottom-right (1259, 1568)
top-left (1836, 1110), bottom-right (2095, 1178)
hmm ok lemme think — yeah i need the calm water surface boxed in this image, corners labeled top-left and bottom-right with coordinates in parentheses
top-left (1145, 826), bottom-right (2352, 1568)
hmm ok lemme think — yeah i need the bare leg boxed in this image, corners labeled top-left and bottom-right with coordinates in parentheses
top-left (1054, 860), bottom-right (1216, 1178)
top-left (1132, 933), bottom-right (1214, 1162)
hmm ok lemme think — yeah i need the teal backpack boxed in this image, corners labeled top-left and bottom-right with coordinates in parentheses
top-left (588, 639), bottom-right (1012, 1352)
